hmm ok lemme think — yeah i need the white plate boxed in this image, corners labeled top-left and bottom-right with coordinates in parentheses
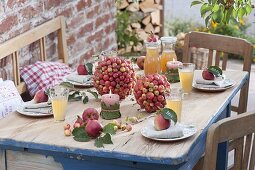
top-left (62, 73), bottom-right (93, 88)
top-left (16, 101), bottom-right (53, 117)
top-left (141, 124), bottom-right (197, 142)
top-left (193, 79), bottom-right (235, 92)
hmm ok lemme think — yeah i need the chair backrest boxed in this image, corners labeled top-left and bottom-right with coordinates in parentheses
top-left (203, 111), bottom-right (255, 170)
top-left (183, 31), bottom-right (253, 114)
top-left (0, 16), bottom-right (68, 95)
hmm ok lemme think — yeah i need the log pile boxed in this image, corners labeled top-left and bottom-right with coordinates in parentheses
top-left (117, 0), bottom-right (164, 53)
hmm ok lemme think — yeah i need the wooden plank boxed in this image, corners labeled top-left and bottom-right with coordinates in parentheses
top-left (221, 53), bottom-right (228, 70)
top-left (0, 150), bottom-right (5, 170)
top-left (0, 16), bottom-right (62, 60)
top-left (6, 150), bottom-right (63, 170)
top-left (39, 37), bottom-right (46, 61)
top-left (0, 70), bottom-right (248, 166)
top-left (215, 51), bottom-right (220, 67)
top-left (57, 16), bottom-right (68, 64)
top-left (207, 49), bottom-right (213, 66)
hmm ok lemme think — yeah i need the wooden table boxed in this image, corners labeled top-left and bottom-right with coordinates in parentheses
top-left (0, 70), bottom-right (249, 170)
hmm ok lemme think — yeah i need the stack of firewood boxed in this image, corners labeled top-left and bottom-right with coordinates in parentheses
top-left (117, 0), bottom-right (163, 52)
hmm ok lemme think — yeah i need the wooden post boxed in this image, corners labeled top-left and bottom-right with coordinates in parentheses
top-left (0, 150), bottom-right (6, 170)
top-left (57, 16), bottom-right (68, 64)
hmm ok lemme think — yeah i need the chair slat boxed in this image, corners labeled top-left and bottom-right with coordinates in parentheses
top-left (207, 49), bottom-right (213, 66)
top-left (215, 51), bottom-right (221, 67)
top-left (242, 134), bottom-right (252, 170)
top-left (221, 53), bottom-right (228, 70)
top-left (249, 133), bottom-right (255, 170)
top-left (39, 37), bottom-right (46, 61)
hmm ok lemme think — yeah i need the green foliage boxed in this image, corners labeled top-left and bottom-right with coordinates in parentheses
top-left (165, 19), bottom-right (200, 36)
top-left (191, 0), bottom-right (253, 26)
top-left (116, 10), bottom-right (141, 54)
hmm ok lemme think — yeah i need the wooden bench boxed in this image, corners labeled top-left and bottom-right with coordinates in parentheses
top-left (0, 16), bottom-right (68, 95)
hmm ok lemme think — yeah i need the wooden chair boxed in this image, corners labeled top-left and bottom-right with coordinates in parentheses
top-left (0, 16), bottom-right (68, 95)
top-left (183, 31), bottom-right (253, 115)
top-left (203, 110), bottom-right (255, 170)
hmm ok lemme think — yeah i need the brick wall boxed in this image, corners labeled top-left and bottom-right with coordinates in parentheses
top-left (0, 0), bottom-right (117, 80)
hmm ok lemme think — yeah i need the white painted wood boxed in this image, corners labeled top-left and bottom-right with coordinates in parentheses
top-left (6, 150), bottom-right (63, 170)
top-left (0, 149), bottom-right (5, 170)
top-left (0, 70), bottom-right (247, 162)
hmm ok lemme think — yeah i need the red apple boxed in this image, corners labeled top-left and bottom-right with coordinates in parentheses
top-left (202, 69), bottom-right (215, 80)
top-left (85, 120), bottom-right (103, 138)
top-left (34, 90), bottom-right (48, 103)
top-left (154, 114), bottom-right (170, 131)
top-left (82, 108), bottom-right (99, 124)
top-left (77, 64), bottom-right (88, 75)
top-left (73, 115), bottom-right (85, 128)
top-left (136, 56), bottom-right (145, 70)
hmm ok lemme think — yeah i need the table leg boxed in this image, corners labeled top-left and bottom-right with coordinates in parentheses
top-left (216, 103), bottom-right (230, 170)
top-left (0, 149), bottom-right (6, 170)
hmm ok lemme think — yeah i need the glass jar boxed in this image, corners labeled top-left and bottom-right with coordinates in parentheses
top-left (160, 37), bottom-right (177, 73)
top-left (144, 40), bottom-right (161, 75)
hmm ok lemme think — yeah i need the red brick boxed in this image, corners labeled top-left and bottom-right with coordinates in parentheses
top-left (87, 29), bottom-right (104, 43)
top-left (79, 49), bottom-right (94, 63)
top-left (56, 7), bottom-right (73, 18)
top-left (86, 5), bottom-right (100, 19)
top-left (44, 0), bottom-right (62, 10)
top-left (0, 15), bottom-right (18, 34)
top-left (19, 4), bottom-right (42, 20)
top-left (95, 14), bottom-right (110, 28)
top-left (104, 22), bottom-right (116, 35)
top-left (7, 0), bottom-right (26, 9)
top-left (76, 0), bottom-right (92, 12)
top-left (67, 34), bottom-right (76, 46)
top-left (78, 22), bottom-right (93, 37)
top-left (67, 12), bottom-right (85, 29)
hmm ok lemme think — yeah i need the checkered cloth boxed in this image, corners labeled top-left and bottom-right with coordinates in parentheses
top-left (20, 61), bottom-right (72, 96)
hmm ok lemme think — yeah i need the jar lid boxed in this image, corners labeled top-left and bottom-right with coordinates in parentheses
top-left (160, 37), bottom-right (177, 43)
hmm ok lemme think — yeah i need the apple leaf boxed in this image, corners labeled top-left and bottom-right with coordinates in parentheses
top-left (82, 95), bottom-right (89, 104)
top-left (101, 133), bottom-right (113, 144)
top-left (72, 127), bottom-right (85, 136)
top-left (85, 63), bottom-right (93, 75)
top-left (95, 137), bottom-right (104, 148)
top-left (161, 108), bottom-right (177, 124)
top-left (72, 127), bottom-right (91, 142)
top-left (87, 90), bottom-right (99, 99)
top-left (208, 66), bottom-right (222, 77)
top-left (68, 91), bottom-right (82, 101)
top-left (103, 123), bottom-right (116, 135)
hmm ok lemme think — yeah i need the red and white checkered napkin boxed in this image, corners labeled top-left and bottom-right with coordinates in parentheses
top-left (20, 61), bottom-right (72, 96)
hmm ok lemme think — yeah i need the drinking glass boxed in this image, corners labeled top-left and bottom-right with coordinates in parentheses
top-left (49, 86), bottom-right (69, 122)
top-left (178, 63), bottom-right (195, 94)
top-left (165, 87), bottom-right (183, 122)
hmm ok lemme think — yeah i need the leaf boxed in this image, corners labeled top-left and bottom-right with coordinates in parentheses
top-left (103, 123), bottom-right (116, 135)
top-left (95, 137), bottom-right (104, 148)
top-left (85, 63), bottom-right (93, 75)
top-left (212, 4), bottom-right (219, 12)
top-left (161, 108), bottom-right (177, 124)
top-left (101, 133), bottom-right (113, 144)
top-left (72, 127), bottom-right (85, 136)
top-left (191, 1), bottom-right (202, 7)
top-left (82, 95), bottom-right (89, 104)
top-left (72, 127), bottom-right (91, 142)
top-left (245, 5), bottom-right (252, 14)
top-left (208, 66), bottom-right (223, 77)
top-left (68, 91), bottom-right (82, 101)
top-left (237, 7), bottom-right (246, 19)
top-left (87, 90), bottom-right (99, 99)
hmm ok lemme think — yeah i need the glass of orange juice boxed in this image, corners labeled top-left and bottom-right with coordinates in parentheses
top-left (165, 87), bottom-right (182, 122)
top-left (160, 37), bottom-right (177, 73)
top-left (49, 86), bottom-right (69, 122)
top-left (178, 63), bottom-right (195, 94)
top-left (144, 40), bottom-right (161, 75)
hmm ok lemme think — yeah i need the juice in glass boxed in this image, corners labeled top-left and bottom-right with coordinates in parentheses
top-left (160, 37), bottom-right (177, 73)
top-left (178, 63), bottom-right (195, 94)
top-left (49, 86), bottom-right (69, 122)
top-left (166, 99), bottom-right (182, 122)
top-left (165, 87), bottom-right (182, 122)
top-left (52, 97), bottom-right (68, 121)
top-left (144, 47), bottom-right (161, 75)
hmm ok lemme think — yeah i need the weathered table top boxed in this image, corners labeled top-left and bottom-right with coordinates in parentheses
top-left (0, 70), bottom-right (249, 166)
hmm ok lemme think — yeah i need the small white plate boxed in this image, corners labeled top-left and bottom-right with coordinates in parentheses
top-left (62, 73), bottom-right (93, 88)
top-left (193, 79), bottom-right (235, 92)
top-left (141, 124), bottom-right (197, 142)
top-left (16, 101), bottom-right (53, 117)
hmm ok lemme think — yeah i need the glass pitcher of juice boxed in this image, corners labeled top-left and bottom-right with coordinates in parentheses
top-left (160, 37), bottom-right (177, 73)
top-left (144, 40), bottom-right (161, 75)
